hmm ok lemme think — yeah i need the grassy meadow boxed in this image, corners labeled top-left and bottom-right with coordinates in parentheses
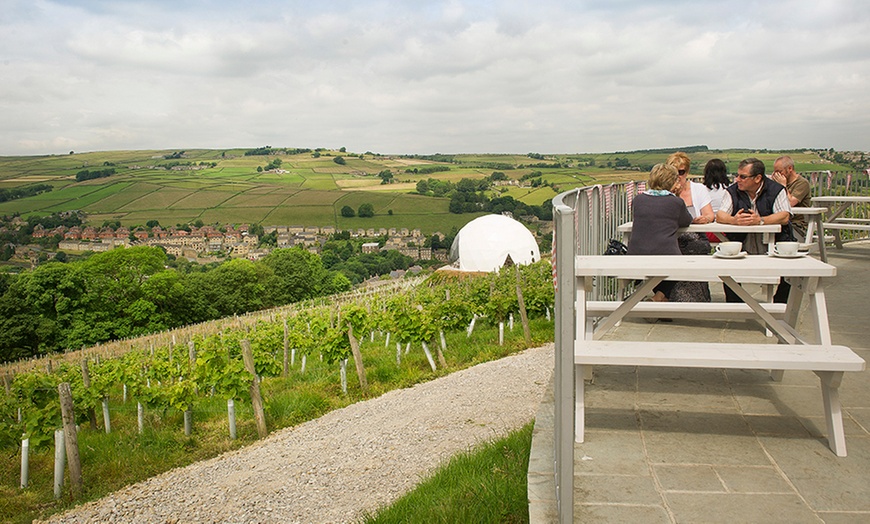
top-left (0, 147), bottom-right (847, 233)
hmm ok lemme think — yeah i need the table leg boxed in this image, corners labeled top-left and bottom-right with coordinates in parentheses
top-left (575, 364), bottom-right (587, 443)
top-left (764, 232), bottom-right (775, 255)
top-left (826, 203), bottom-right (850, 250)
top-left (592, 277), bottom-right (663, 340)
top-left (771, 277), bottom-right (808, 381)
top-left (808, 283), bottom-right (833, 345)
top-left (816, 370), bottom-right (847, 456)
top-left (720, 276), bottom-right (801, 344)
top-left (783, 277), bottom-right (804, 329)
top-left (813, 215), bottom-right (827, 262)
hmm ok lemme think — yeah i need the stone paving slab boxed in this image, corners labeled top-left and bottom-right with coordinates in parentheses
top-left (528, 241), bottom-right (870, 522)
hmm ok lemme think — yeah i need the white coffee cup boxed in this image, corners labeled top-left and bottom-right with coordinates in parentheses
top-left (715, 241), bottom-right (742, 256)
top-left (773, 241), bottom-right (800, 256)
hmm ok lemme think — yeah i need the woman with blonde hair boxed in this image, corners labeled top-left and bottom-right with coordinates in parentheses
top-left (664, 152), bottom-right (713, 302)
top-left (627, 163), bottom-right (692, 302)
top-left (667, 152), bottom-right (714, 223)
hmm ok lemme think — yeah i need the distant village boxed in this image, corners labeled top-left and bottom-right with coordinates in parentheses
top-left (24, 222), bottom-right (452, 264)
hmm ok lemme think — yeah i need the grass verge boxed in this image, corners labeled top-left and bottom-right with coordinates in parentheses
top-left (362, 422), bottom-right (534, 524)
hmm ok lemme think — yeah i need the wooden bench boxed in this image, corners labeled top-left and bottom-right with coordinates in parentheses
top-left (616, 276), bottom-right (780, 306)
top-left (811, 196), bottom-right (870, 250)
top-left (821, 220), bottom-right (870, 249)
top-left (600, 283), bottom-right (782, 338)
top-left (585, 301), bottom-right (787, 320)
top-left (574, 340), bottom-right (865, 456)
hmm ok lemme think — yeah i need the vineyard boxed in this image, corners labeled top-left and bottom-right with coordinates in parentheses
top-left (0, 261), bottom-right (555, 523)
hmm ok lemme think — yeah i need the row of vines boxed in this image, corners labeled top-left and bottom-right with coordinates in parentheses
top-left (0, 261), bottom-right (555, 512)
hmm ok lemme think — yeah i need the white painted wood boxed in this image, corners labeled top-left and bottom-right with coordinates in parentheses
top-left (574, 340), bottom-right (864, 455)
top-left (574, 341), bottom-right (864, 372)
top-left (821, 223), bottom-right (870, 231)
top-left (575, 255), bottom-right (836, 280)
top-left (585, 301), bottom-right (787, 320)
top-left (811, 196), bottom-right (870, 253)
top-left (812, 196), bottom-right (870, 203)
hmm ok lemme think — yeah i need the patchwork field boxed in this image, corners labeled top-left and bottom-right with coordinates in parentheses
top-left (0, 147), bottom-right (848, 233)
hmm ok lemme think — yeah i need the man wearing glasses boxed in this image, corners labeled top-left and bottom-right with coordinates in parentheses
top-left (715, 157), bottom-right (793, 302)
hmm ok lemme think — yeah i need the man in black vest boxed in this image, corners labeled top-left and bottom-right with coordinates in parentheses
top-left (715, 157), bottom-right (793, 302)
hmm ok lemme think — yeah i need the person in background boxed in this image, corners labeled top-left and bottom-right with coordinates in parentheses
top-left (716, 157), bottom-right (793, 302)
top-left (702, 158), bottom-right (731, 244)
top-left (665, 152), bottom-right (713, 302)
top-left (771, 155), bottom-right (812, 239)
top-left (702, 158), bottom-right (730, 213)
top-left (627, 163), bottom-right (692, 302)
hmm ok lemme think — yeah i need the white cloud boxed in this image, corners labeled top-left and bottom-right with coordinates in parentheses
top-left (0, 0), bottom-right (868, 155)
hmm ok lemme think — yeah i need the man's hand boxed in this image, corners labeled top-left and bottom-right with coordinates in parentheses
top-left (771, 172), bottom-right (787, 186)
top-left (734, 209), bottom-right (760, 226)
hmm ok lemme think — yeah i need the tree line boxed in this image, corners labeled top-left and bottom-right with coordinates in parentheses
top-left (415, 175), bottom-right (552, 220)
top-left (0, 232), bottom-right (423, 361)
top-left (74, 168), bottom-right (116, 182)
top-left (0, 184), bottom-right (53, 203)
top-left (0, 246), bottom-right (353, 362)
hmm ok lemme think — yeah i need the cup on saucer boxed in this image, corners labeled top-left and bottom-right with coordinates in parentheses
top-left (773, 241), bottom-right (800, 257)
top-left (715, 241), bottom-right (742, 257)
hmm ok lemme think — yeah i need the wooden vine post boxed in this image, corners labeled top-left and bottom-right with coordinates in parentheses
top-left (188, 338), bottom-right (198, 428)
top-left (58, 382), bottom-right (83, 498)
top-left (514, 264), bottom-right (532, 346)
top-left (240, 340), bottom-right (268, 438)
top-left (80, 359), bottom-right (98, 430)
top-left (283, 317), bottom-right (290, 378)
top-left (346, 324), bottom-right (369, 392)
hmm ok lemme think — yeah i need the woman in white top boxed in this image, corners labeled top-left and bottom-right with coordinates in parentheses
top-left (664, 152), bottom-right (712, 302)
top-left (667, 152), bottom-right (714, 223)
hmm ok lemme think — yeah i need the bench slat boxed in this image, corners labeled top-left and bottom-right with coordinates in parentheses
top-left (585, 301), bottom-right (786, 320)
top-left (822, 222), bottom-right (870, 231)
top-left (574, 341), bottom-right (865, 372)
top-left (831, 217), bottom-right (870, 223)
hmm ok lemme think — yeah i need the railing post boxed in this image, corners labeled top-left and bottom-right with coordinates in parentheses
top-left (553, 195), bottom-right (576, 524)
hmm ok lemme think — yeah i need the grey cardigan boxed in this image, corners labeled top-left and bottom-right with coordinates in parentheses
top-left (626, 193), bottom-right (692, 255)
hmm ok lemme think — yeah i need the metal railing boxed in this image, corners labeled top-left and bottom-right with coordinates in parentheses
top-left (549, 170), bottom-right (869, 524)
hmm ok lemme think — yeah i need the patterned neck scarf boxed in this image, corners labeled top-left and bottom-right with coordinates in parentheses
top-left (644, 189), bottom-right (674, 197)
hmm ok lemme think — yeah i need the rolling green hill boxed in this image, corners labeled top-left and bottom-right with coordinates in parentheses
top-left (0, 147), bottom-right (850, 233)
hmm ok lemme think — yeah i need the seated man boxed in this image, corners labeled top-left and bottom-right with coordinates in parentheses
top-left (715, 157), bottom-right (793, 303)
top-left (771, 155), bottom-right (812, 240)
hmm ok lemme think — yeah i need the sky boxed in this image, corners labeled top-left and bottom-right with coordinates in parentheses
top-left (1, 0), bottom-right (868, 156)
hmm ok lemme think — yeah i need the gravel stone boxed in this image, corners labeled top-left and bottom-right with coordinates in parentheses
top-left (43, 344), bottom-right (553, 524)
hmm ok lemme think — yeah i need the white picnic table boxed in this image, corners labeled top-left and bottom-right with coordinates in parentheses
top-left (811, 195), bottom-right (870, 250)
top-left (571, 254), bottom-right (864, 457)
top-left (617, 221), bottom-right (781, 254)
top-left (791, 206), bottom-right (828, 262)
top-left (617, 221), bottom-right (785, 303)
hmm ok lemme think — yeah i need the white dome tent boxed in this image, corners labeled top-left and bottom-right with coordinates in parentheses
top-left (448, 214), bottom-right (540, 272)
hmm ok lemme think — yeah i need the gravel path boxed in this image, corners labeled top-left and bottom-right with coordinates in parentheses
top-left (44, 344), bottom-right (554, 524)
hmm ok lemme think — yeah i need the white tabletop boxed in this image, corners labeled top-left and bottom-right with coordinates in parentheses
top-left (617, 221), bottom-right (781, 234)
top-left (791, 206), bottom-right (827, 215)
top-left (812, 196), bottom-right (870, 203)
top-left (574, 254), bottom-right (836, 280)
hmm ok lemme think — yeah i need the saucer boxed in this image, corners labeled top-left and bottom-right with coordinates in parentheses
top-left (770, 251), bottom-right (809, 259)
top-left (713, 251), bottom-right (747, 259)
